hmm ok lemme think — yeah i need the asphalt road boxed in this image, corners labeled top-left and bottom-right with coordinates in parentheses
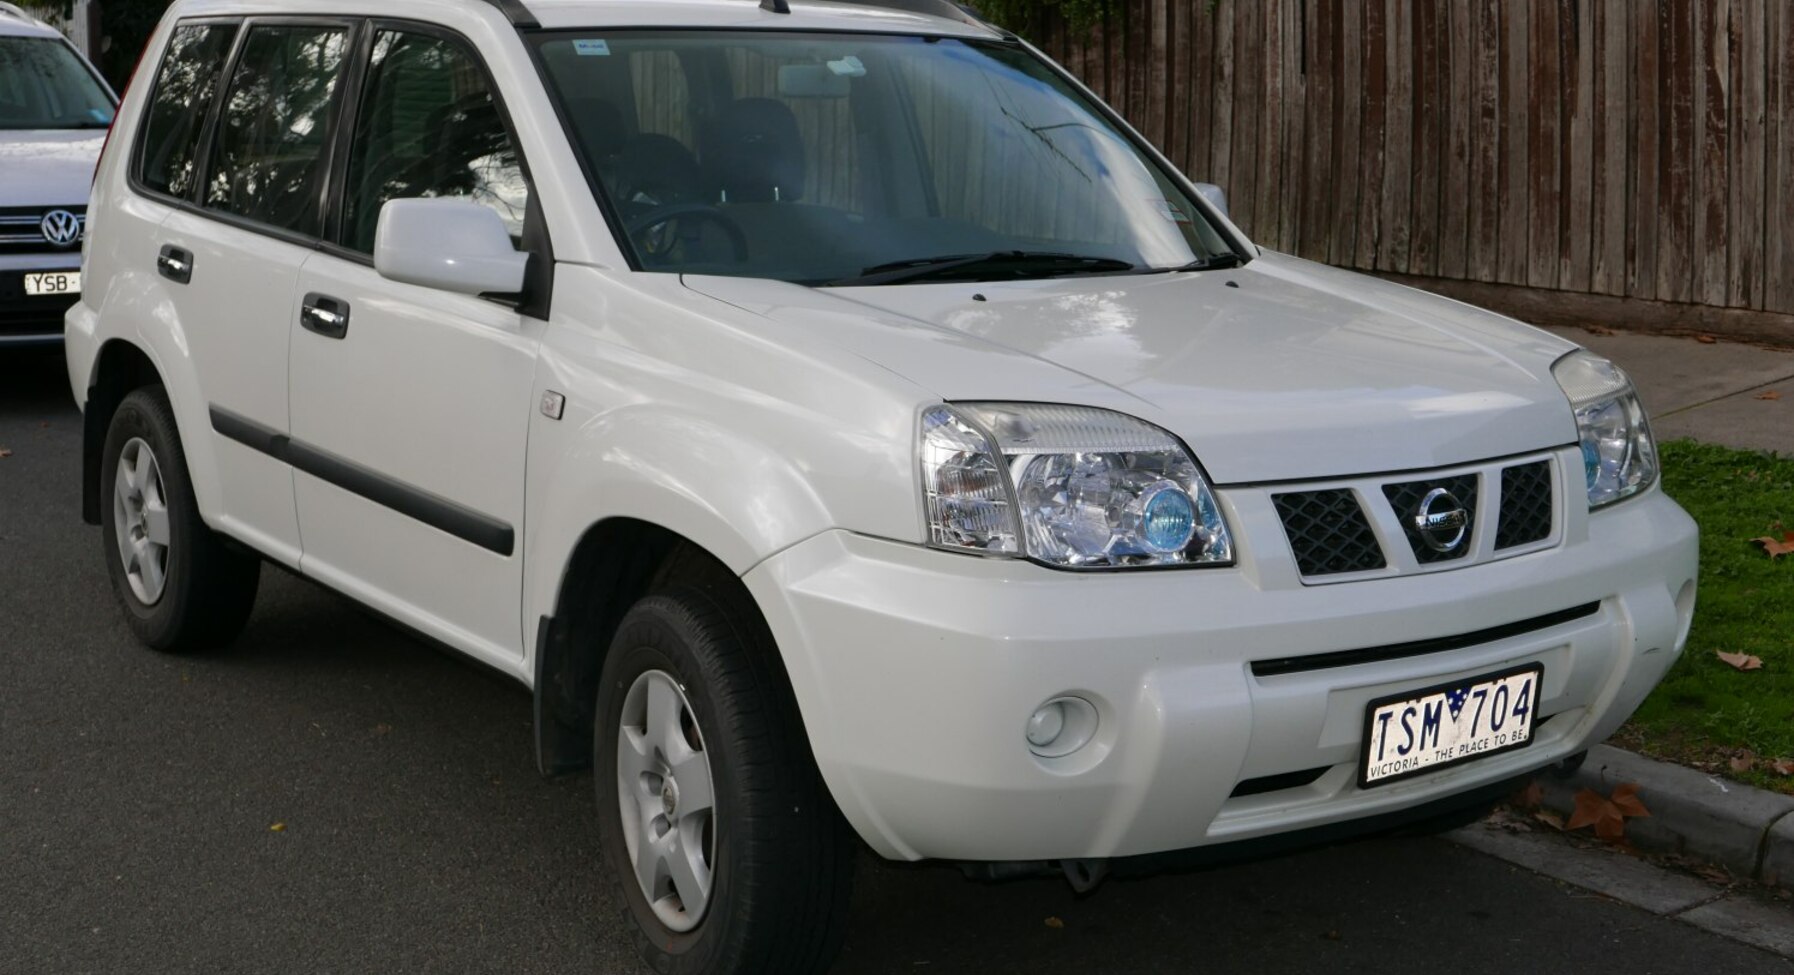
top-left (2, 350), bottom-right (1787, 975)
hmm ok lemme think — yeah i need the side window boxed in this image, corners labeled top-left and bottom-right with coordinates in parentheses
top-left (137, 23), bottom-right (237, 199)
top-left (341, 30), bottom-right (529, 254)
top-left (204, 23), bottom-right (350, 233)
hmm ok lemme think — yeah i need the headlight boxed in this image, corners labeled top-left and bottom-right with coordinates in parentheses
top-left (1552, 350), bottom-right (1658, 508)
top-left (919, 403), bottom-right (1233, 569)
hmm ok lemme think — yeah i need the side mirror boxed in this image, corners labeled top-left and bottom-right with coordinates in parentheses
top-left (1195, 183), bottom-right (1229, 220)
top-left (374, 199), bottom-right (529, 297)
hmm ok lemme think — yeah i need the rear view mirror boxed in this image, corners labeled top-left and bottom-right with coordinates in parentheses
top-left (374, 199), bottom-right (529, 297)
top-left (778, 62), bottom-right (853, 98)
top-left (1195, 183), bottom-right (1230, 220)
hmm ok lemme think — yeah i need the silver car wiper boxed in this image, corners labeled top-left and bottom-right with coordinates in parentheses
top-left (826, 251), bottom-right (1138, 287)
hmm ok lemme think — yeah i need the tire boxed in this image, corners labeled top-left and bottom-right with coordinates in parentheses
top-left (595, 588), bottom-right (853, 975)
top-left (99, 386), bottom-right (260, 651)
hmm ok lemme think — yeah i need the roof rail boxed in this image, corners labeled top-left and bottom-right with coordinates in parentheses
top-left (479, 0), bottom-right (539, 29)
top-left (774, 0), bottom-right (998, 32)
top-left (0, 1), bottom-right (47, 24)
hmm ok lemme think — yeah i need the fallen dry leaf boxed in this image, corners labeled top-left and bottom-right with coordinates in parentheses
top-left (1696, 334), bottom-right (1719, 344)
top-left (1729, 753), bottom-right (1755, 773)
top-left (0, 448), bottom-right (12, 459)
top-left (1043, 917), bottom-right (1065, 929)
top-left (1533, 810), bottom-right (1566, 831)
top-left (1511, 781), bottom-right (1544, 810)
top-left (1693, 863), bottom-right (1734, 885)
top-left (1758, 390), bottom-right (1784, 401)
top-left (269, 822), bottom-right (287, 833)
top-left (1583, 325), bottom-right (1617, 336)
top-left (1772, 759), bottom-right (1794, 777)
top-left (1565, 784), bottom-right (1650, 843)
top-left (1751, 532), bottom-right (1794, 559)
top-left (1716, 650), bottom-right (1765, 671)
top-left (372, 723), bottom-right (392, 736)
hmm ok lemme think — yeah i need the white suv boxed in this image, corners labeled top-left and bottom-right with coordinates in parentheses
top-left (0, 1), bottom-right (114, 346)
top-left (69, 1), bottom-right (1698, 972)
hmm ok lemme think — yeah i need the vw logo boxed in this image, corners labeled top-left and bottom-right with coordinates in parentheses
top-left (40, 209), bottom-right (82, 248)
top-left (1412, 488), bottom-right (1469, 553)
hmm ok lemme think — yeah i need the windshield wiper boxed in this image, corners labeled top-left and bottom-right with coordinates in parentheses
top-left (827, 251), bottom-right (1138, 287)
top-left (1170, 252), bottom-right (1247, 272)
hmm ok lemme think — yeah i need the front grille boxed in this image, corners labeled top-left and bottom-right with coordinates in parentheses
top-left (0, 205), bottom-right (87, 255)
top-left (1382, 473), bottom-right (1479, 564)
top-left (1250, 601), bottom-right (1602, 677)
top-left (1273, 489), bottom-right (1386, 576)
top-left (1496, 461), bottom-right (1555, 549)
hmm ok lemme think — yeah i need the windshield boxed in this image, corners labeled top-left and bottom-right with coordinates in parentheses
top-left (0, 37), bottom-right (114, 130)
top-left (536, 31), bottom-right (1236, 285)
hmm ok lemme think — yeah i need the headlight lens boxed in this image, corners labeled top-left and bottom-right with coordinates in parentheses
top-left (1552, 350), bottom-right (1658, 508)
top-left (919, 403), bottom-right (1233, 568)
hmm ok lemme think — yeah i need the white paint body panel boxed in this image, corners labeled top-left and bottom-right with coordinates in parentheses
top-left (67, 0), bottom-right (1701, 866)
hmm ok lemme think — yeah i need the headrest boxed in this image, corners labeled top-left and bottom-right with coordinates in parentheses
top-left (614, 133), bottom-right (706, 206)
top-left (703, 98), bottom-right (805, 203)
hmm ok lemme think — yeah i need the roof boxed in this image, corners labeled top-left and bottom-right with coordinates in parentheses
top-left (0, 3), bottom-right (63, 39)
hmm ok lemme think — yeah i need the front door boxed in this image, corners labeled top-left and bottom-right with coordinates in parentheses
top-left (287, 25), bottom-right (543, 667)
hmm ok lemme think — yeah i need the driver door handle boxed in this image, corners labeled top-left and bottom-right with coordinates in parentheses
top-left (157, 245), bottom-right (193, 285)
top-left (300, 293), bottom-right (350, 340)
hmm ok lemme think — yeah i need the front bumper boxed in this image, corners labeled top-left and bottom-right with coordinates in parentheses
top-left (745, 482), bottom-right (1698, 862)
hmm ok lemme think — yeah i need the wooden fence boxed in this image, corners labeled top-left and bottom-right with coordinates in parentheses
top-left (1031, 0), bottom-right (1794, 341)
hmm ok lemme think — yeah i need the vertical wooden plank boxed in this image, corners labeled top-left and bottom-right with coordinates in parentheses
top-left (1278, 0), bottom-right (1306, 251)
top-left (1560, 0), bottom-right (1594, 293)
top-left (1657, 0), bottom-right (1695, 304)
top-left (1354, 0), bottom-right (1388, 269)
top-left (1301, 0), bottom-right (1336, 261)
top-left (1256, 0), bottom-right (1285, 247)
top-left (1468, 0), bottom-right (1501, 283)
top-left (1591, 0), bottom-right (1630, 295)
top-left (1729, 0), bottom-right (1762, 308)
top-left (1525, 0), bottom-right (1560, 289)
top-left (1768, 0), bottom-right (1794, 312)
top-left (1497, 0), bottom-right (1530, 284)
top-left (1694, 0), bottom-right (1730, 307)
top-left (1128, 0), bottom-right (1151, 143)
top-left (1190, 0), bottom-right (1217, 182)
top-left (1376, 0), bottom-right (1412, 271)
top-left (1167, 0), bottom-right (1191, 175)
top-left (1628, 1), bottom-right (1660, 299)
top-left (1209, 0), bottom-right (1236, 201)
top-left (1437, 0), bottom-right (1473, 282)
top-left (1229, 1), bottom-right (1262, 234)
top-left (1331, 0), bottom-right (1364, 266)
top-left (1409, 0), bottom-right (1443, 278)
top-left (1146, 0), bottom-right (1170, 154)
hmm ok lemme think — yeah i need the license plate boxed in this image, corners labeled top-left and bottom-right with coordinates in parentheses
top-left (24, 271), bottom-right (80, 296)
top-left (1360, 663), bottom-right (1541, 788)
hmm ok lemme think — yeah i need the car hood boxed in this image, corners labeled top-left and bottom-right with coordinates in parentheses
top-left (683, 252), bottom-right (1582, 483)
top-left (0, 130), bottom-right (104, 208)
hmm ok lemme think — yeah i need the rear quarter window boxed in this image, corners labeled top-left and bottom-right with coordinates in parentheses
top-left (136, 23), bottom-right (237, 199)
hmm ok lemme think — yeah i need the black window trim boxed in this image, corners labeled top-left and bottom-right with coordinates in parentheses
top-left (313, 16), bottom-right (554, 320)
top-left (126, 15), bottom-right (243, 209)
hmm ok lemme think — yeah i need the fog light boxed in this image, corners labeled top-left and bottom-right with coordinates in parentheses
top-left (1026, 702), bottom-right (1066, 748)
top-left (1025, 696), bottom-right (1098, 759)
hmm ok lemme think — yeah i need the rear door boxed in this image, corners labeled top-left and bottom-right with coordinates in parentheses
top-left (286, 23), bottom-right (545, 666)
top-left (146, 17), bottom-right (356, 564)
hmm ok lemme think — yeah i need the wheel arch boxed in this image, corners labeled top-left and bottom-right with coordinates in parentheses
top-left (532, 517), bottom-right (811, 779)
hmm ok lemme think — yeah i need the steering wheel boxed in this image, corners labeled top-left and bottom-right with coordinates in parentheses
top-left (625, 203), bottom-right (749, 263)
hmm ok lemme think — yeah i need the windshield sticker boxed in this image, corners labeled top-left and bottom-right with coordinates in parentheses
top-left (827, 55), bottom-right (867, 77)
top-left (1152, 199), bottom-right (1194, 225)
top-left (573, 39), bottom-right (612, 57)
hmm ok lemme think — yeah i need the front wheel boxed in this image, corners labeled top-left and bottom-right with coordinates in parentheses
top-left (595, 588), bottom-right (853, 975)
top-left (99, 387), bottom-right (260, 651)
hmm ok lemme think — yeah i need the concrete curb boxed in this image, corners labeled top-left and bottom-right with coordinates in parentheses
top-left (1537, 744), bottom-right (1794, 888)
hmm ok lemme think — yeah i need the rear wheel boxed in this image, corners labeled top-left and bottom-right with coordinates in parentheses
top-left (100, 387), bottom-right (260, 651)
top-left (595, 588), bottom-right (853, 975)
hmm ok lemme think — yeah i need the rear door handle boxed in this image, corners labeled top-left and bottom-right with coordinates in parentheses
top-left (300, 293), bottom-right (350, 340)
top-left (157, 245), bottom-right (193, 284)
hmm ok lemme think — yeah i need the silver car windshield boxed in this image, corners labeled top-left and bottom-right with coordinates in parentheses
top-left (536, 32), bottom-right (1237, 285)
top-left (0, 37), bottom-right (114, 130)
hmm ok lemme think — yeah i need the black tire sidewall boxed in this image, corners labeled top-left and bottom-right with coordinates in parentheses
top-left (99, 388), bottom-right (204, 646)
top-left (594, 594), bottom-right (758, 975)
